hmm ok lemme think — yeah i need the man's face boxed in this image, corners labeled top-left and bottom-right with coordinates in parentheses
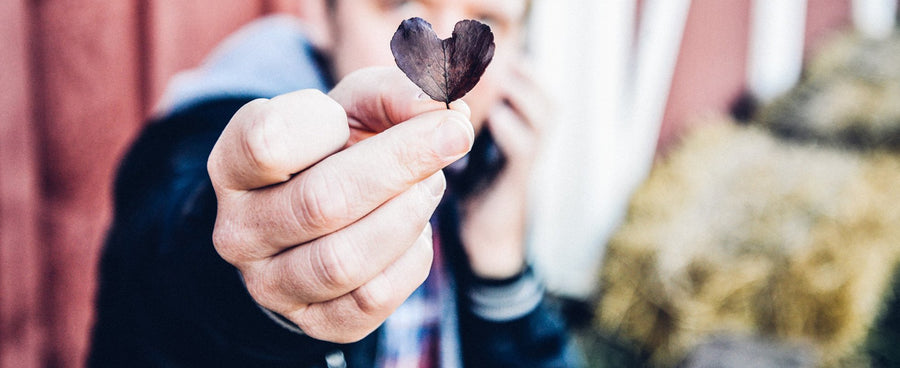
top-left (323, 0), bottom-right (528, 131)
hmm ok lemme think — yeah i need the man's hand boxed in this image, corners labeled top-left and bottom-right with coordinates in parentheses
top-left (460, 62), bottom-right (551, 279)
top-left (207, 67), bottom-right (473, 343)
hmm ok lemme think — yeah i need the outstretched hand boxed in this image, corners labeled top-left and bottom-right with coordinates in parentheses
top-left (207, 67), bottom-right (473, 343)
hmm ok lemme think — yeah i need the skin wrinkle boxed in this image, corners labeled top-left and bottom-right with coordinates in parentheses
top-left (352, 275), bottom-right (394, 316)
top-left (292, 165), bottom-right (344, 237)
top-left (246, 99), bottom-right (295, 185)
top-left (239, 100), bottom-right (272, 177)
top-left (260, 145), bottom-right (441, 304)
top-left (214, 190), bottom-right (275, 264)
top-left (260, 100), bottom-right (289, 178)
top-left (240, 114), bottom-right (271, 186)
top-left (350, 232), bottom-right (432, 316)
top-left (242, 264), bottom-right (288, 313)
top-left (375, 123), bottom-right (436, 187)
top-left (342, 72), bottom-right (388, 133)
top-left (287, 237), bottom-right (330, 301)
top-left (315, 230), bottom-right (358, 294)
top-left (222, 185), bottom-right (295, 261)
top-left (374, 87), bottom-right (392, 131)
top-left (266, 178), bottom-right (439, 325)
top-left (289, 110), bottom-right (452, 251)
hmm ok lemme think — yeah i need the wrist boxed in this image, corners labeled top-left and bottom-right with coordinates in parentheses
top-left (464, 241), bottom-right (526, 279)
top-left (459, 218), bottom-right (527, 279)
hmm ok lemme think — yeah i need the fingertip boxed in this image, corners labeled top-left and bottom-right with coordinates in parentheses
top-left (448, 99), bottom-right (472, 119)
top-left (433, 111), bottom-right (475, 159)
top-left (420, 171), bottom-right (447, 199)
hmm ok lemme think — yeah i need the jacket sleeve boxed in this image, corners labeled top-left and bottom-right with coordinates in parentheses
top-left (435, 189), bottom-right (583, 368)
top-left (89, 98), bottom-right (354, 367)
top-left (457, 267), bottom-right (584, 368)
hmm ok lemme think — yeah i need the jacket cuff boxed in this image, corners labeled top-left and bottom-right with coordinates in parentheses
top-left (256, 304), bottom-right (306, 336)
top-left (466, 266), bottom-right (545, 322)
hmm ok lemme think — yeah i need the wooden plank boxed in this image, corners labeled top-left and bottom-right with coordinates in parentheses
top-left (146, 0), bottom-right (266, 110)
top-left (30, 0), bottom-right (143, 366)
top-left (658, 0), bottom-right (753, 151)
top-left (0, 0), bottom-right (44, 367)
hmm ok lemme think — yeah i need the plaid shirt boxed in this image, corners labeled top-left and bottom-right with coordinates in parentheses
top-left (377, 219), bottom-right (455, 368)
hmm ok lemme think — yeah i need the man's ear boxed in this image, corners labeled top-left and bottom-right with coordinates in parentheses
top-left (297, 0), bottom-right (335, 51)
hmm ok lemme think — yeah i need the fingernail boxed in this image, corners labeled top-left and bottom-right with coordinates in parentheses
top-left (422, 172), bottom-right (446, 198)
top-left (433, 114), bottom-right (473, 158)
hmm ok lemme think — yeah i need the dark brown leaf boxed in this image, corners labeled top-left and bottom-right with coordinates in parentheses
top-left (391, 17), bottom-right (495, 108)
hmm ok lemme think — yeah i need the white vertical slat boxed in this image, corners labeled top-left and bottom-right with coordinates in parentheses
top-left (853, 0), bottom-right (898, 39)
top-left (528, 0), bottom-right (636, 299)
top-left (528, 0), bottom-right (690, 298)
top-left (623, 0), bottom-right (693, 189)
top-left (747, 0), bottom-right (808, 103)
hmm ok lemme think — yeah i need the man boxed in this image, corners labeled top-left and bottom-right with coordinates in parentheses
top-left (90, 0), bottom-right (579, 366)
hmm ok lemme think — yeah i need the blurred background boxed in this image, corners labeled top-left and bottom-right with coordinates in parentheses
top-left (0, 0), bottom-right (888, 367)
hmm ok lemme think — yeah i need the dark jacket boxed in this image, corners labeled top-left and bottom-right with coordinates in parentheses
top-left (88, 96), bottom-right (579, 367)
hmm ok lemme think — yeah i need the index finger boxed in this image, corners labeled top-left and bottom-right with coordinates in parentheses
top-left (329, 67), bottom-right (471, 145)
top-left (216, 108), bottom-right (474, 261)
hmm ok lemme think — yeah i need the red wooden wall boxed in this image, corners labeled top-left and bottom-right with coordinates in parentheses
top-left (2, 2), bottom-right (301, 366)
top-left (0, 1), bottom-right (849, 367)
top-left (659, 0), bottom-right (852, 151)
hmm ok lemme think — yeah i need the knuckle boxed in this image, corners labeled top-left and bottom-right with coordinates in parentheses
top-left (235, 93), bottom-right (350, 181)
top-left (211, 226), bottom-right (235, 259)
top-left (206, 147), bottom-right (225, 186)
top-left (352, 283), bottom-right (395, 315)
top-left (289, 304), bottom-right (374, 344)
top-left (211, 220), bottom-right (247, 264)
top-left (293, 169), bottom-right (354, 232)
top-left (208, 101), bottom-right (264, 186)
top-left (384, 134), bottom-right (434, 182)
top-left (210, 205), bottom-right (263, 264)
top-left (295, 323), bottom-right (328, 341)
top-left (242, 105), bottom-right (285, 175)
top-left (313, 241), bottom-right (358, 290)
top-left (241, 269), bottom-right (283, 311)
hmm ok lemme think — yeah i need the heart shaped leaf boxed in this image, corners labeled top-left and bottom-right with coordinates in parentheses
top-left (391, 18), bottom-right (495, 108)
